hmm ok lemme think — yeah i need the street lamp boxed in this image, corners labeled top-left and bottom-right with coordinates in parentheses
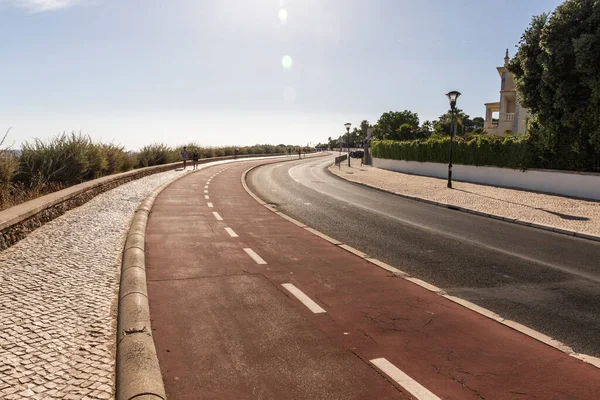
top-left (344, 122), bottom-right (351, 167)
top-left (445, 91), bottom-right (461, 188)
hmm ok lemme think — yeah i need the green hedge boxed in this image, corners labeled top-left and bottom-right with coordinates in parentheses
top-left (371, 135), bottom-right (531, 170)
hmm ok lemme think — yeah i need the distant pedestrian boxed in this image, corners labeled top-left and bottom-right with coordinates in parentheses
top-left (181, 146), bottom-right (189, 170)
top-left (192, 151), bottom-right (199, 170)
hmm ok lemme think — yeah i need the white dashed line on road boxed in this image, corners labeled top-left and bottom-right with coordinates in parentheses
top-left (207, 202), bottom-right (213, 208)
top-left (243, 248), bottom-right (267, 264)
top-left (370, 358), bottom-right (440, 400)
top-left (281, 283), bottom-right (326, 313)
top-left (205, 185), bottom-right (209, 189)
top-left (225, 227), bottom-right (239, 238)
top-left (205, 195), bottom-right (210, 200)
top-left (213, 212), bottom-right (223, 221)
top-left (204, 190), bottom-right (208, 194)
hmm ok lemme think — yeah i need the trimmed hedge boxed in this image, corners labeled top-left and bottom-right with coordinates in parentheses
top-left (371, 135), bottom-right (530, 170)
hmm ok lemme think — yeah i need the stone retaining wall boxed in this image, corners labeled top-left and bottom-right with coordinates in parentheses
top-left (0, 154), bottom-right (283, 251)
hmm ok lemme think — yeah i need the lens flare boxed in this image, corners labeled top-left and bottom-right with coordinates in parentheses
top-left (281, 55), bottom-right (293, 69)
top-left (278, 8), bottom-right (288, 22)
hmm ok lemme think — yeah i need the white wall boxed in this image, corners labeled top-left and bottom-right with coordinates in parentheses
top-left (373, 158), bottom-right (600, 201)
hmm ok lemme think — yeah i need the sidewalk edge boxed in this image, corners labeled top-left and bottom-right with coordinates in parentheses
top-left (241, 162), bottom-right (600, 370)
top-left (327, 165), bottom-right (600, 243)
top-left (116, 155), bottom-right (293, 400)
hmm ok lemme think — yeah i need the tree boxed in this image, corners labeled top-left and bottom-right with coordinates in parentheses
top-left (433, 108), bottom-right (469, 135)
top-left (360, 120), bottom-right (370, 136)
top-left (372, 110), bottom-right (419, 140)
top-left (508, 2), bottom-right (600, 170)
top-left (394, 123), bottom-right (427, 141)
top-left (420, 120), bottom-right (433, 135)
top-left (472, 117), bottom-right (484, 129)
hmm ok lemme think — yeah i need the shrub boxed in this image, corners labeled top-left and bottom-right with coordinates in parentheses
top-left (86, 144), bottom-right (107, 180)
top-left (371, 135), bottom-right (532, 170)
top-left (19, 132), bottom-right (93, 186)
top-left (102, 143), bottom-right (128, 174)
top-left (136, 143), bottom-right (173, 167)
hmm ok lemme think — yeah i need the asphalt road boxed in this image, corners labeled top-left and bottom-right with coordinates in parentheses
top-left (247, 154), bottom-right (600, 357)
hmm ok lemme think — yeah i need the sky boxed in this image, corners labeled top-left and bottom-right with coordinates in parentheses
top-left (0, 0), bottom-right (564, 151)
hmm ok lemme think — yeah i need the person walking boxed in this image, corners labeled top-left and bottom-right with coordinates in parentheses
top-left (192, 151), bottom-right (199, 170)
top-left (181, 146), bottom-right (189, 170)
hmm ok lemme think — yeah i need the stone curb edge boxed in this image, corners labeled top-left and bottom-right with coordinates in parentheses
top-left (241, 161), bottom-right (600, 371)
top-left (0, 153), bottom-right (289, 252)
top-left (327, 166), bottom-right (600, 243)
top-left (115, 155), bottom-right (295, 400)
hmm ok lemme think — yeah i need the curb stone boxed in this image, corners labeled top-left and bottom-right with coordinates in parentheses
top-left (241, 160), bottom-right (600, 370)
top-left (115, 155), bottom-right (294, 400)
top-left (327, 165), bottom-right (600, 243)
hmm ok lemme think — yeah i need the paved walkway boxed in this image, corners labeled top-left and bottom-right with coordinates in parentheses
top-left (145, 158), bottom-right (600, 400)
top-left (0, 168), bottom-right (191, 400)
top-left (330, 158), bottom-right (600, 237)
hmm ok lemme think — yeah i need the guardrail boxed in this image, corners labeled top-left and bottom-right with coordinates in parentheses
top-left (0, 153), bottom-right (284, 252)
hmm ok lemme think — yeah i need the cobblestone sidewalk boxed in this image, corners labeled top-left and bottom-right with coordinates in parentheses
top-left (330, 158), bottom-right (600, 237)
top-left (0, 168), bottom-right (189, 400)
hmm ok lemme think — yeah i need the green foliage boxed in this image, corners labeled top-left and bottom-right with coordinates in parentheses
top-left (371, 136), bottom-right (532, 170)
top-left (86, 144), bottom-right (107, 180)
top-left (136, 143), bottom-right (174, 168)
top-left (2, 136), bottom-right (290, 211)
top-left (509, 2), bottom-right (600, 171)
top-left (101, 143), bottom-right (130, 174)
top-left (472, 117), bottom-right (484, 129)
top-left (19, 132), bottom-right (94, 186)
top-left (396, 123), bottom-right (427, 141)
top-left (433, 108), bottom-right (470, 135)
top-left (373, 110), bottom-right (419, 140)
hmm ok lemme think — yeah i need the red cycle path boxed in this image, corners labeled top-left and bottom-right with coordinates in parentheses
top-left (145, 159), bottom-right (600, 400)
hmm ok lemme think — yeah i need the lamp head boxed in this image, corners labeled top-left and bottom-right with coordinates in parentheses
top-left (446, 91), bottom-right (461, 109)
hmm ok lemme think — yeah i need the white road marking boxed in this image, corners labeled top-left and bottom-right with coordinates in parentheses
top-left (213, 212), bottom-right (223, 221)
top-left (243, 248), bottom-right (267, 264)
top-left (205, 195), bottom-right (210, 200)
top-left (225, 227), bottom-right (239, 238)
top-left (370, 358), bottom-right (440, 400)
top-left (281, 283), bottom-right (326, 314)
top-left (204, 190), bottom-right (208, 194)
top-left (205, 185), bottom-right (209, 189)
top-left (207, 202), bottom-right (213, 208)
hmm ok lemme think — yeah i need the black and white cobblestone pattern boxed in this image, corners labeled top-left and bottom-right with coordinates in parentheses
top-left (0, 168), bottom-right (187, 400)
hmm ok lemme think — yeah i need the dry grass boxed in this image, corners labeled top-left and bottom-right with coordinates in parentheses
top-left (0, 131), bottom-right (299, 212)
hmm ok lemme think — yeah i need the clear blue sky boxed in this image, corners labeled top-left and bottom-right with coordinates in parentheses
top-left (1, 0), bottom-right (563, 150)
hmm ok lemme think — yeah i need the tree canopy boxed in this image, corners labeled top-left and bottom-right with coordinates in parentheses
top-left (508, 1), bottom-right (600, 170)
top-left (372, 110), bottom-right (420, 140)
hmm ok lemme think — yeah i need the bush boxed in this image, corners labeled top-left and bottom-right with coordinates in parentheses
top-left (136, 143), bottom-right (173, 167)
top-left (19, 132), bottom-right (93, 186)
top-left (102, 143), bottom-right (129, 174)
top-left (371, 135), bottom-right (532, 170)
top-left (0, 147), bottom-right (18, 186)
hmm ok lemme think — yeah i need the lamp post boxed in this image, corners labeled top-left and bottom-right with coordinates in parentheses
top-left (445, 91), bottom-right (461, 188)
top-left (344, 122), bottom-right (351, 167)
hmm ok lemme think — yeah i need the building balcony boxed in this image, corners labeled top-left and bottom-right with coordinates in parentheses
top-left (486, 121), bottom-right (499, 128)
top-left (504, 113), bottom-right (515, 121)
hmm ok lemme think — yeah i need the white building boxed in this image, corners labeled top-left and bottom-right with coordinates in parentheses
top-left (484, 50), bottom-right (530, 135)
